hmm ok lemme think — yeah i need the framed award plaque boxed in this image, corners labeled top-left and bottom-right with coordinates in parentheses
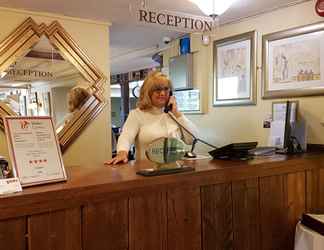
top-left (4, 116), bottom-right (67, 187)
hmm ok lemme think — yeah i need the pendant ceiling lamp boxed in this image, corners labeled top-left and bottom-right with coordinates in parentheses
top-left (189, 0), bottom-right (236, 19)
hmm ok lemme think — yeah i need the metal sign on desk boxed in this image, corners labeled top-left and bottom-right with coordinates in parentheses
top-left (137, 137), bottom-right (194, 176)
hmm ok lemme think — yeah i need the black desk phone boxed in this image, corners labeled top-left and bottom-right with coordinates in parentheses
top-left (209, 142), bottom-right (258, 160)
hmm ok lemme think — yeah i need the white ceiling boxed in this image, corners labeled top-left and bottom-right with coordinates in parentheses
top-left (0, 0), bottom-right (312, 74)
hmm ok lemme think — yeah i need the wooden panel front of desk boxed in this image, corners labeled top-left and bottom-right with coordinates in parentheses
top-left (0, 154), bottom-right (324, 250)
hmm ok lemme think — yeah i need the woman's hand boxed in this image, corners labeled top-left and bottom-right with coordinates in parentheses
top-left (104, 151), bottom-right (128, 165)
top-left (168, 96), bottom-right (182, 118)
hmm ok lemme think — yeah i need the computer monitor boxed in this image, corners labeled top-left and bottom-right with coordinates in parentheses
top-left (283, 101), bottom-right (292, 150)
top-left (280, 101), bottom-right (304, 154)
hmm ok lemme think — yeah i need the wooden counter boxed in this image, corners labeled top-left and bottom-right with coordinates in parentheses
top-left (1, 152), bottom-right (324, 250)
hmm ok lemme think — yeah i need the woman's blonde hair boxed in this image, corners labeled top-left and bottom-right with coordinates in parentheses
top-left (137, 71), bottom-right (172, 110)
top-left (68, 86), bottom-right (90, 112)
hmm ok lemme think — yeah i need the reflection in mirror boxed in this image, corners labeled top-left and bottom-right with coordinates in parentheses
top-left (0, 36), bottom-right (91, 133)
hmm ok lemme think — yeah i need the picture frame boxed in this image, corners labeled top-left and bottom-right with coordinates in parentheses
top-left (4, 116), bottom-right (67, 187)
top-left (213, 31), bottom-right (257, 106)
top-left (174, 89), bottom-right (201, 113)
top-left (262, 22), bottom-right (324, 99)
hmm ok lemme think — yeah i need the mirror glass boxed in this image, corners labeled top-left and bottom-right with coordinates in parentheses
top-left (0, 36), bottom-right (91, 133)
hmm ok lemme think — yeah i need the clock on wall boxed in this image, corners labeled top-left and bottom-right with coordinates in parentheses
top-left (316, 0), bottom-right (324, 17)
top-left (132, 85), bottom-right (141, 99)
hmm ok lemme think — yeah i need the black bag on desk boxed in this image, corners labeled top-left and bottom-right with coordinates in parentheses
top-left (301, 213), bottom-right (324, 236)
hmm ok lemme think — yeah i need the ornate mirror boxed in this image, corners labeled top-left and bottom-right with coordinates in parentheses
top-left (0, 18), bottom-right (106, 152)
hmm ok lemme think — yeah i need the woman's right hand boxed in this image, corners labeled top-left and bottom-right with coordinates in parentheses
top-left (104, 151), bottom-right (128, 165)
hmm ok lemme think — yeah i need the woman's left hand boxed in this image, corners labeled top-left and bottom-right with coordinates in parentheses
top-left (168, 96), bottom-right (182, 118)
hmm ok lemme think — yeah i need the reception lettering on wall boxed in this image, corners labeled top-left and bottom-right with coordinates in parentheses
top-left (6, 69), bottom-right (54, 80)
top-left (7, 69), bottom-right (54, 79)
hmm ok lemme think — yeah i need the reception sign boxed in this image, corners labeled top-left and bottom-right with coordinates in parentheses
top-left (4, 116), bottom-right (66, 187)
top-left (136, 8), bottom-right (213, 33)
top-left (4, 68), bottom-right (54, 81)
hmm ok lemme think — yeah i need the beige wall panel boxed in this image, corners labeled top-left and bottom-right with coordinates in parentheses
top-left (0, 7), bottom-right (111, 166)
top-left (164, 1), bottom-right (324, 151)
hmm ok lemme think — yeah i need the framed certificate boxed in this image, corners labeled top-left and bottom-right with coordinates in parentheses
top-left (174, 89), bottom-right (200, 113)
top-left (4, 116), bottom-right (67, 187)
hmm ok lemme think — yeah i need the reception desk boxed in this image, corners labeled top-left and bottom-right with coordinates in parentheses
top-left (1, 152), bottom-right (324, 250)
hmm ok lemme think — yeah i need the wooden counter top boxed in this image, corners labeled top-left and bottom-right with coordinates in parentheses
top-left (1, 152), bottom-right (324, 219)
top-left (1, 152), bottom-right (324, 250)
top-left (0, 152), bottom-right (322, 196)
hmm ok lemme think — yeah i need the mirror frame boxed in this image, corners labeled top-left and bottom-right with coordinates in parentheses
top-left (0, 17), bottom-right (106, 152)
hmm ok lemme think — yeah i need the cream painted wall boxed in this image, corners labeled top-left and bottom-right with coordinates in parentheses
top-left (0, 8), bottom-right (111, 165)
top-left (163, 0), bottom-right (324, 152)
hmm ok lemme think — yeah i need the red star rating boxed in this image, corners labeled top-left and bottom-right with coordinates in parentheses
top-left (29, 159), bottom-right (48, 165)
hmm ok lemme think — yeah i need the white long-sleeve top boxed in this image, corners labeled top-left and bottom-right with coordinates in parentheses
top-left (117, 107), bottom-right (199, 160)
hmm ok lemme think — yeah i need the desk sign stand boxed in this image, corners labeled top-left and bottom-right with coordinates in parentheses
top-left (0, 156), bottom-right (22, 195)
top-left (4, 116), bottom-right (67, 187)
top-left (136, 165), bottom-right (194, 177)
top-left (0, 178), bottom-right (22, 195)
top-left (138, 137), bottom-right (195, 177)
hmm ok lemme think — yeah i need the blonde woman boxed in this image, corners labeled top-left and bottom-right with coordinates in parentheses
top-left (56, 86), bottom-right (90, 132)
top-left (67, 86), bottom-right (90, 113)
top-left (105, 71), bottom-right (198, 165)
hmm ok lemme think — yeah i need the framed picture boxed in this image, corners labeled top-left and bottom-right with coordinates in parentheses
top-left (4, 116), bottom-right (67, 187)
top-left (262, 22), bottom-right (324, 99)
top-left (174, 89), bottom-right (200, 113)
top-left (213, 31), bottom-right (257, 106)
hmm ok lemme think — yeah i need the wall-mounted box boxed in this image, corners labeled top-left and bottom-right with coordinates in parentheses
top-left (169, 53), bottom-right (193, 90)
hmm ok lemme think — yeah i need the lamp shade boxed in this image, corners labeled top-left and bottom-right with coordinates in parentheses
top-left (190, 0), bottom-right (236, 16)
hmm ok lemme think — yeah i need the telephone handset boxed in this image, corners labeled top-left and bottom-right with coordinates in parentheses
top-left (164, 90), bottom-right (173, 113)
top-left (316, 0), bottom-right (324, 16)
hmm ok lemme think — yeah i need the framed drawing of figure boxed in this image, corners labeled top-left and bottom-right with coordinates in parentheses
top-left (213, 31), bottom-right (257, 106)
top-left (262, 22), bottom-right (324, 99)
